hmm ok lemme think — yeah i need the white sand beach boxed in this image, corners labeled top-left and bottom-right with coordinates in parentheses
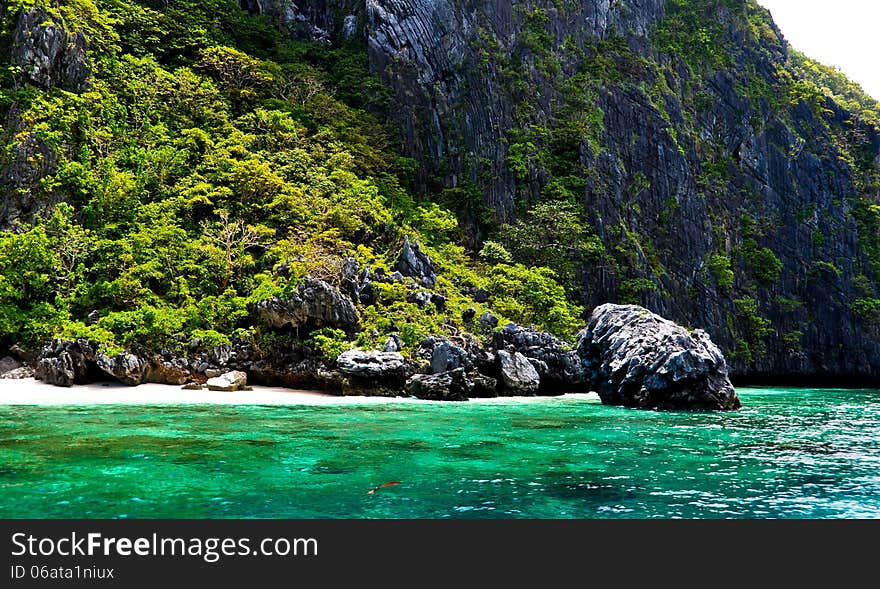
top-left (0, 378), bottom-right (400, 406)
top-left (0, 378), bottom-right (601, 406)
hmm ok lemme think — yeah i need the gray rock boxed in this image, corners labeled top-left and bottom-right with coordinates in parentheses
top-left (396, 236), bottom-right (437, 288)
top-left (1, 105), bottom-right (59, 229)
top-left (468, 372), bottom-right (499, 398)
top-left (96, 353), bottom-right (147, 386)
top-left (405, 368), bottom-right (498, 401)
top-left (253, 277), bottom-right (359, 332)
top-left (342, 14), bottom-right (358, 38)
top-left (406, 368), bottom-right (471, 401)
top-left (205, 368), bottom-right (223, 378)
top-left (406, 291), bottom-right (433, 307)
top-left (336, 350), bottom-right (407, 379)
top-left (0, 356), bottom-right (21, 375)
top-left (382, 333), bottom-right (403, 353)
top-left (497, 350), bottom-right (540, 395)
top-left (479, 311), bottom-right (499, 331)
top-left (11, 8), bottom-right (91, 92)
top-left (578, 305), bottom-right (740, 411)
top-left (429, 339), bottom-right (471, 374)
top-left (206, 371), bottom-right (248, 392)
top-left (210, 345), bottom-right (233, 366)
top-left (471, 288), bottom-right (490, 304)
top-left (35, 340), bottom-right (98, 387)
top-left (341, 257), bottom-right (374, 305)
top-left (462, 307), bottom-right (477, 323)
top-left (494, 323), bottom-right (586, 393)
top-left (35, 355), bottom-right (76, 387)
top-left (239, 0), bottom-right (334, 44)
top-left (1, 366), bottom-right (34, 379)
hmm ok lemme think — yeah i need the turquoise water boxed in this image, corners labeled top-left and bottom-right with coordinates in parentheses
top-left (1, 388), bottom-right (879, 519)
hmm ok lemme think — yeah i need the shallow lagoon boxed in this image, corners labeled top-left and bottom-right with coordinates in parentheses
top-left (1, 387), bottom-right (878, 519)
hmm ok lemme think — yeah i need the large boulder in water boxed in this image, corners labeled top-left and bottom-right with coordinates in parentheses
top-left (252, 277), bottom-right (359, 333)
top-left (578, 304), bottom-right (740, 411)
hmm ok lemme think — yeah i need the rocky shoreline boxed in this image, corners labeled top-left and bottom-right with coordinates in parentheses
top-left (1, 303), bottom-right (741, 411)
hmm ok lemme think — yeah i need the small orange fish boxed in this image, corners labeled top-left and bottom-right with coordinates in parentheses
top-left (367, 481), bottom-right (402, 495)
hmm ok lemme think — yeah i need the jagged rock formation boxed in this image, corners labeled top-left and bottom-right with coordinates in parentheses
top-left (11, 8), bottom-right (91, 92)
top-left (239, 0), bottom-right (354, 44)
top-left (405, 368), bottom-right (471, 401)
top-left (2, 8), bottom-right (90, 228)
top-left (1, 104), bottom-right (61, 228)
top-left (96, 352), bottom-right (148, 386)
top-left (27, 310), bottom-right (739, 411)
top-left (578, 304), bottom-right (741, 410)
top-left (382, 0), bottom-right (658, 218)
top-left (395, 235), bottom-right (437, 287)
top-left (35, 340), bottom-right (101, 387)
top-left (493, 323), bottom-right (587, 394)
top-left (497, 350), bottom-right (541, 395)
top-left (248, 1), bottom-right (880, 385)
top-left (252, 278), bottom-right (360, 332)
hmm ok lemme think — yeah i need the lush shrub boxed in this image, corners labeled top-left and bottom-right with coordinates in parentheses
top-left (708, 254), bottom-right (735, 290)
top-left (307, 328), bottom-right (351, 360)
top-left (479, 241), bottom-right (513, 265)
top-left (851, 298), bottom-right (880, 323)
top-left (740, 240), bottom-right (782, 286)
top-left (487, 264), bottom-right (584, 336)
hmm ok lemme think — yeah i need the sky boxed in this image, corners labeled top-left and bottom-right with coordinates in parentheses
top-left (756, 0), bottom-right (880, 100)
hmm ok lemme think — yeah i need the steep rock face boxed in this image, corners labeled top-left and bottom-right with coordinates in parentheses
top-left (1, 101), bottom-right (62, 229)
top-left (579, 304), bottom-right (740, 410)
top-left (364, 0), bottom-right (665, 228)
top-left (11, 8), bottom-right (91, 92)
top-left (2, 9), bottom-right (90, 228)
top-left (240, 0), bottom-right (363, 42)
top-left (259, 0), bottom-right (880, 384)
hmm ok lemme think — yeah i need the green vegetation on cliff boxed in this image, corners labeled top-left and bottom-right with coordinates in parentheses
top-left (1, 0), bottom-right (879, 380)
top-left (0, 0), bottom-right (581, 358)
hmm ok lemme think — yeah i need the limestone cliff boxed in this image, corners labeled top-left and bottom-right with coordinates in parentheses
top-left (1, 7), bottom-right (91, 228)
top-left (245, 0), bottom-right (880, 384)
